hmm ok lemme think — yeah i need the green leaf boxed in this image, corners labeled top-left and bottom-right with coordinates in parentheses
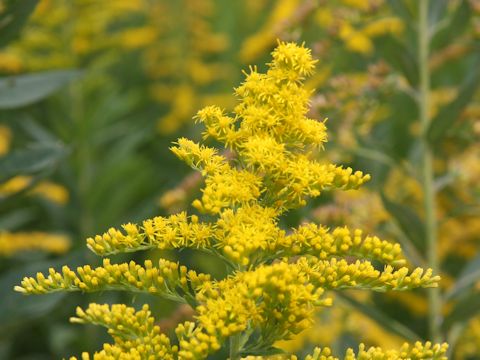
top-left (442, 291), bottom-right (480, 330)
top-left (427, 54), bottom-right (480, 144)
top-left (0, 209), bottom-right (34, 230)
top-left (0, 142), bottom-right (67, 182)
top-left (337, 293), bottom-right (421, 342)
top-left (241, 347), bottom-right (285, 357)
top-left (380, 192), bottom-right (426, 252)
top-left (0, 70), bottom-right (82, 109)
top-left (445, 254), bottom-right (480, 301)
top-left (387, 0), bottom-right (414, 22)
top-left (432, 0), bottom-right (472, 48)
top-left (0, 264), bottom-right (64, 332)
top-left (429, 0), bottom-right (449, 26)
top-left (0, 0), bottom-right (39, 47)
top-left (377, 37), bottom-right (418, 87)
top-left (0, 251), bottom-right (83, 333)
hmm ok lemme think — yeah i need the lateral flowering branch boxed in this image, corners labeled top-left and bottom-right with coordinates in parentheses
top-left (15, 41), bottom-right (446, 360)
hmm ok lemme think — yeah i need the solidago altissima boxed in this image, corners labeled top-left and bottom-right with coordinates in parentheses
top-left (15, 42), bottom-right (448, 360)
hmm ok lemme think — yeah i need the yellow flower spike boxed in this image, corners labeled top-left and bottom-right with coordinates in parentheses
top-left (170, 138), bottom-right (229, 175)
top-left (0, 232), bottom-right (70, 256)
top-left (363, 17), bottom-right (404, 38)
top-left (15, 259), bottom-right (206, 304)
top-left (277, 224), bottom-right (406, 266)
top-left (0, 175), bottom-right (69, 205)
top-left (304, 341), bottom-right (448, 360)
top-left (86, 212), bottom-right (213, 255)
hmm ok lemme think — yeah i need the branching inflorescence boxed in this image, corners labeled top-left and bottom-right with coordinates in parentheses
top-left (15, 42), bottom-right (447, 360)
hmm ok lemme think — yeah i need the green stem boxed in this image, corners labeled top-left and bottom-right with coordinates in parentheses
top-left (229, 333), bottom-right (242, 360)
top-left (418, 0), bottom-right (441, 342)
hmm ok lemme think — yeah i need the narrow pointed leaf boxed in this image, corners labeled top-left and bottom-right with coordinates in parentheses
top-left (427, 54), bottom-right (480, 144)
top-left (445, 254), bottom-right (480, 300)
top-left (0, 70), bottom-right (82, 109)
top-left (377, 37), bottom-right (418, 87)
top-left (381, 192), bottom-right (426, 252)
top-left (337, 293), bottom-right (421, 342)
top-left (443, 291), bottom-right (480, 330)
top-left (0, 0), bottom-right (38, 47)
top-left (0, 142), bottom-right (67, 182)
top-left (432, 0), bottom-right (472, 48)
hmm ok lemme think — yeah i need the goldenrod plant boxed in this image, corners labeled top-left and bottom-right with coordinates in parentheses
top-left (15, 42), bottom-right (447, 360)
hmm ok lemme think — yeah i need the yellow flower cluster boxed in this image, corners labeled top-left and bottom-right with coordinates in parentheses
top-left (242, 341), bottom-right (448, 360)
top-left (0, 175), bottom-right (69, 205)
top-left (278, 225), bottom-right (405, 266)
top-left (188, 42), bottom-right (370, 212)
top-left (188, 261), bottom-right (332, 358)
top-left (215, 204), bottom-right (282, 266)
top-left (306, 342), bottom-right (448, 360)
top-left (85, 202), bottom-right (405, 268)
top-left (15, 258), bottom-right (209, 305)
top-left (0, 232), bottom-right (70, 256)
top-left (86, 212), bottom-right (213, 255)
top-left (15, 42), bottom-right (446, 359)
top-left (303, 257), bottom-right (438, 291)
top-left (70, 304), bottom-right (176, 360)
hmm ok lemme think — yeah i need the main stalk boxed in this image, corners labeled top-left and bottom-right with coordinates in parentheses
top-left (418, 0), bottom-right (441, 342)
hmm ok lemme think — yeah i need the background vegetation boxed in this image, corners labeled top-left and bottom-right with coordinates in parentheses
top-left (0, 0), bottom-right (479, 359)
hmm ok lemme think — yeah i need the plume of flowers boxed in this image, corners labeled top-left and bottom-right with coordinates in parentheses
top-left (15, 42), bottom-right (446, 360)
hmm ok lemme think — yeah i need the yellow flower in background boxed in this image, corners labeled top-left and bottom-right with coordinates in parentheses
top-left (340, 0), bottom-right (381, 11)
top-left (117, 26), bottom-right (158, 49)
top-left (363, 17), bottom-right (404, 37)
top-left (313, 1), bottom-right (404, 56)
top-left (30, 181), bottom-right (69, 205)
top-left (0, 176), bottom-right (69, 205)
top-left (141, 0), bottom-right (232, 134)
top-left (0, 125), bottom-right (12, 155)
top-left (0, 52), bottom-right (23, 73)
top-left (276, 303), bottom-right (404, 354)
top-left (0, 232), bottom-right (70, 256)
top-left (339, 23), bottom-right (374, 55)
top-left (0, 176), bottom-right (31, 193)
top-left (239, 0), bottom-right (301, 63)
top-left (455, 317), bottom-right (480, 359)
top-left (0, 126), bottom-right (69, 205)
top-left (0, 0), bottom-right (145, 71)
